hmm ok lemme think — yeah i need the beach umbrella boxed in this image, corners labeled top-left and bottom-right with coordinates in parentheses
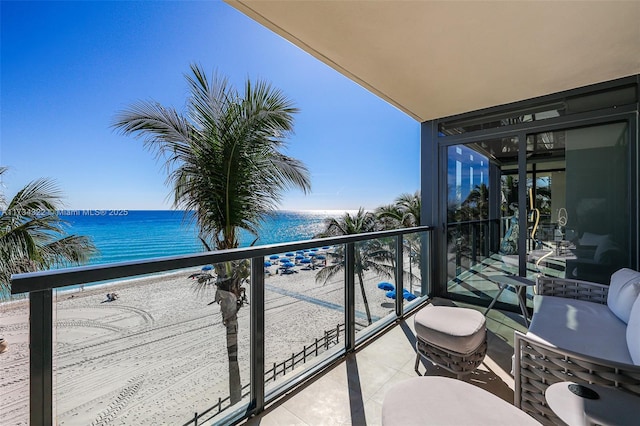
top-left (385, 290), bottom-right (397, 299)
top-left (269, 254), bottom-right (280, 260)
top-left (316, 255), bottom-right (326, 260)
top-left (285, 252), bottom-right (294, 257)
top-left (295, 254), bottom-right (305, 260)
top-left (404, 292), bottom-right (417, 301)
top-left (377, 282), bottom-right (394, 291)
top-left (296, 250), bottom-right (305, 255)
top-left (403, 289), bottom-right (417, 301)
top-left (322, 246), bottom-right (330, 250)
top-left (281, 263), bottom-right (294, 269)
top-left (201, 265), bottom-right (213, 271)
top-left (300, 258), bottom-right (311, 264)
top-left (264, 261), bottom-right (272, 267)
top-left (311, 248), bottom-right (319, 251)
top-left (308, 252), bottom-right (317, 257)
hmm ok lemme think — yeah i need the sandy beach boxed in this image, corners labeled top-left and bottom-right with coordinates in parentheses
top-left (0, 259), bottom-right (410, 425)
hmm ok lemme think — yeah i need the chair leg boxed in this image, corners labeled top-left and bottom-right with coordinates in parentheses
top-left (414, 352), bottom-right (422, 376)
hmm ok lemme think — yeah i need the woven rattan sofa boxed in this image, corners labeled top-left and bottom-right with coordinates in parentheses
top-left (514, 268), bottom-right (640, 425)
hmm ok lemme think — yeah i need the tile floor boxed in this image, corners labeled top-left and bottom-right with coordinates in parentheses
top-left (242, 298), bottom-right (528, 425)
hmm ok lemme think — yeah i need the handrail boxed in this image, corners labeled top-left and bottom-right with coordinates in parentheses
top-left (11, 226), bottom-right (433, 294)
top-left (446, 219), bottom-right (498, 226)
top-left (9, 225), bottom-right (433, 425)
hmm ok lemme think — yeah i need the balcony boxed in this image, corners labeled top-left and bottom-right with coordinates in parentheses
top-left (242, 299), bottom-right (524, 425)
top-left (3, 226), bottom-right (533, 425)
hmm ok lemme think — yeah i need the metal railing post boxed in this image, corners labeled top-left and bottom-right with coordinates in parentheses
top-left (345, 243), bottom-right (355, 352)
top-left (422, 231), bottom-right (431, 298)
top-left (250, 257), bottom-right (265, 414)
top-left (395, 235), bottom-right (404, 317)
top-left (30, 288), bottom-right (53, 425)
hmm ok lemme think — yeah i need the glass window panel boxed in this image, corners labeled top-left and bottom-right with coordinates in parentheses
top-left (0, 294), bottom-right (30, 424)
top-left (52, 265), bottom-right (251, 424)
top-left (264, 245), bottom-right (344, 393)
top-left (446, 142), bottom-right (508, 306)
top-left (526, 122), bottom-right (630, 284)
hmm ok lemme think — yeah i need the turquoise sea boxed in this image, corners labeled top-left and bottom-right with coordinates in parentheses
top-left (60, 210), bottom-right (339, 266)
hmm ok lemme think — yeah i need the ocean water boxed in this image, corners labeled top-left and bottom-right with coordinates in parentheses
top-left (59, 210), bottom-right (339, 266)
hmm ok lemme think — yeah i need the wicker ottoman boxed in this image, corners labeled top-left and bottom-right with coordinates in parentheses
top-left (414, 304), bottom-right (487, 379)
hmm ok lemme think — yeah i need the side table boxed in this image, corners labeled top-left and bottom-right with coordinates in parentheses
top-left (484, 275), bottom-right (535, 327)
top-left (546, 381), bottom-right (640, 425)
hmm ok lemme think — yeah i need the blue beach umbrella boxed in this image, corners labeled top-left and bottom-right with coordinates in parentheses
top-left (295, 254), bottom-right (305, 260)
top-left (201, 265), bottom-right (213, 271)
top-left (404, 292), bottom-right (417, 301)
top-left (403, 289), bottom-right (417, 301)
top-left (308, 252), bottom-right (317, 257)
top-left (316, 255), bottom-right (326, 260)
top-left (281, 263), bottom-right (294, 269)
top-left (269, 255), bottom-right (280, 260)
top-left (285, 252), bottom-right (294, 257)
top-left (385, 290), bottom-right (397, 299)
top-left (264, 261), bottom-right (272, 267)
top-left (296, 250), bottom-right (305, 255)
top-left (377, 282), bottom-right (394, 291)
top-left (300, 258), bottom-right (311, 264)
top-left (311, 248), bottom-right (319, 251)
top-left (322, 246), bottom-right (330, 250)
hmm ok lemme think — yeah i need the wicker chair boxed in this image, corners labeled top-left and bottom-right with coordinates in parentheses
top-left (514, 275), bottom-right (640, 425)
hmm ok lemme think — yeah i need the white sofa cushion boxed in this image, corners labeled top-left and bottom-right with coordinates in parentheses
top-left (527, 295), bottom-right (633, 365)
top-left (579, 232), bottom-right (608, 247)
top-left (626, 295), bottom-right (640, 365)
top-left (607, 268), bottom-right (640, 324)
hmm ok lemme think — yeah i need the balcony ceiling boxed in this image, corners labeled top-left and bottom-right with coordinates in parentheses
top-left (226, 1), bottom-right (640, 122)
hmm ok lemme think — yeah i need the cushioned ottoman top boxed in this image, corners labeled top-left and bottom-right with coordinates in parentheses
top-left (382, 376), bottom-right (539, 425)
top-left (414, 305), bottom-right (486, 354)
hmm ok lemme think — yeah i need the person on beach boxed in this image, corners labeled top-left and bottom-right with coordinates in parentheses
top-left (106, 293), bottom-right (119, 302)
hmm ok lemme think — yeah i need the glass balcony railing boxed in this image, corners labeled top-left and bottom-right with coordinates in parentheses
top-left (5, 226), bottom-right (433, 425)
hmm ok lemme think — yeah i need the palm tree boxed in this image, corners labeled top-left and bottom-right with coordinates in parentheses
top-left (0, 167), bottom-right (97, 297)
top-left (376, 191), bottom-right (423, 289)
top-left (113, 64), bottom-right (311, 403)
top-left (376, 191), bottom-right (421, 229)
top-left (315, 209), bottom-right (393, 325)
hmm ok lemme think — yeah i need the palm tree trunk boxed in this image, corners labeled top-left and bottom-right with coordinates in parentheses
top-left (357, 271), bottom-right (372, 325)
top-left (216, 289), bottom-right (242, 403)
top-left (225, 314), bottom-right (241, 403)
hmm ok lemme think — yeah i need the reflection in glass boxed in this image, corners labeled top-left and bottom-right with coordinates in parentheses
top-left (446, 144), bottom-right (498, 303)
top-left (525, 122), bottom-right (630, 283)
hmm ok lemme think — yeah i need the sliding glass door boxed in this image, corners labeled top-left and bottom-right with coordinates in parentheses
top-left (446, 121), bottom-right (631, 308)
top-left (526, 122), bottom-right (629, 283)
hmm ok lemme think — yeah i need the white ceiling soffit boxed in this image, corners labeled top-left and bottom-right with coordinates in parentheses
top-left (226, 1), bottom-right (640, 122)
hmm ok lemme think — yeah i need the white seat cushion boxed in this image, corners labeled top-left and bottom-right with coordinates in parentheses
top-left (527, 295), bottom-right (632, 365)
top-left (414, 305), bottom-right (486, 354)
top-left (607, 268), bottom-right (640, 324)
top-left (626, 295), bottom-right (640, 365)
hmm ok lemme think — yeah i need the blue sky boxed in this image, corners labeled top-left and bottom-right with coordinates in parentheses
top-left (1, 1), bottom-right (420, 211)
